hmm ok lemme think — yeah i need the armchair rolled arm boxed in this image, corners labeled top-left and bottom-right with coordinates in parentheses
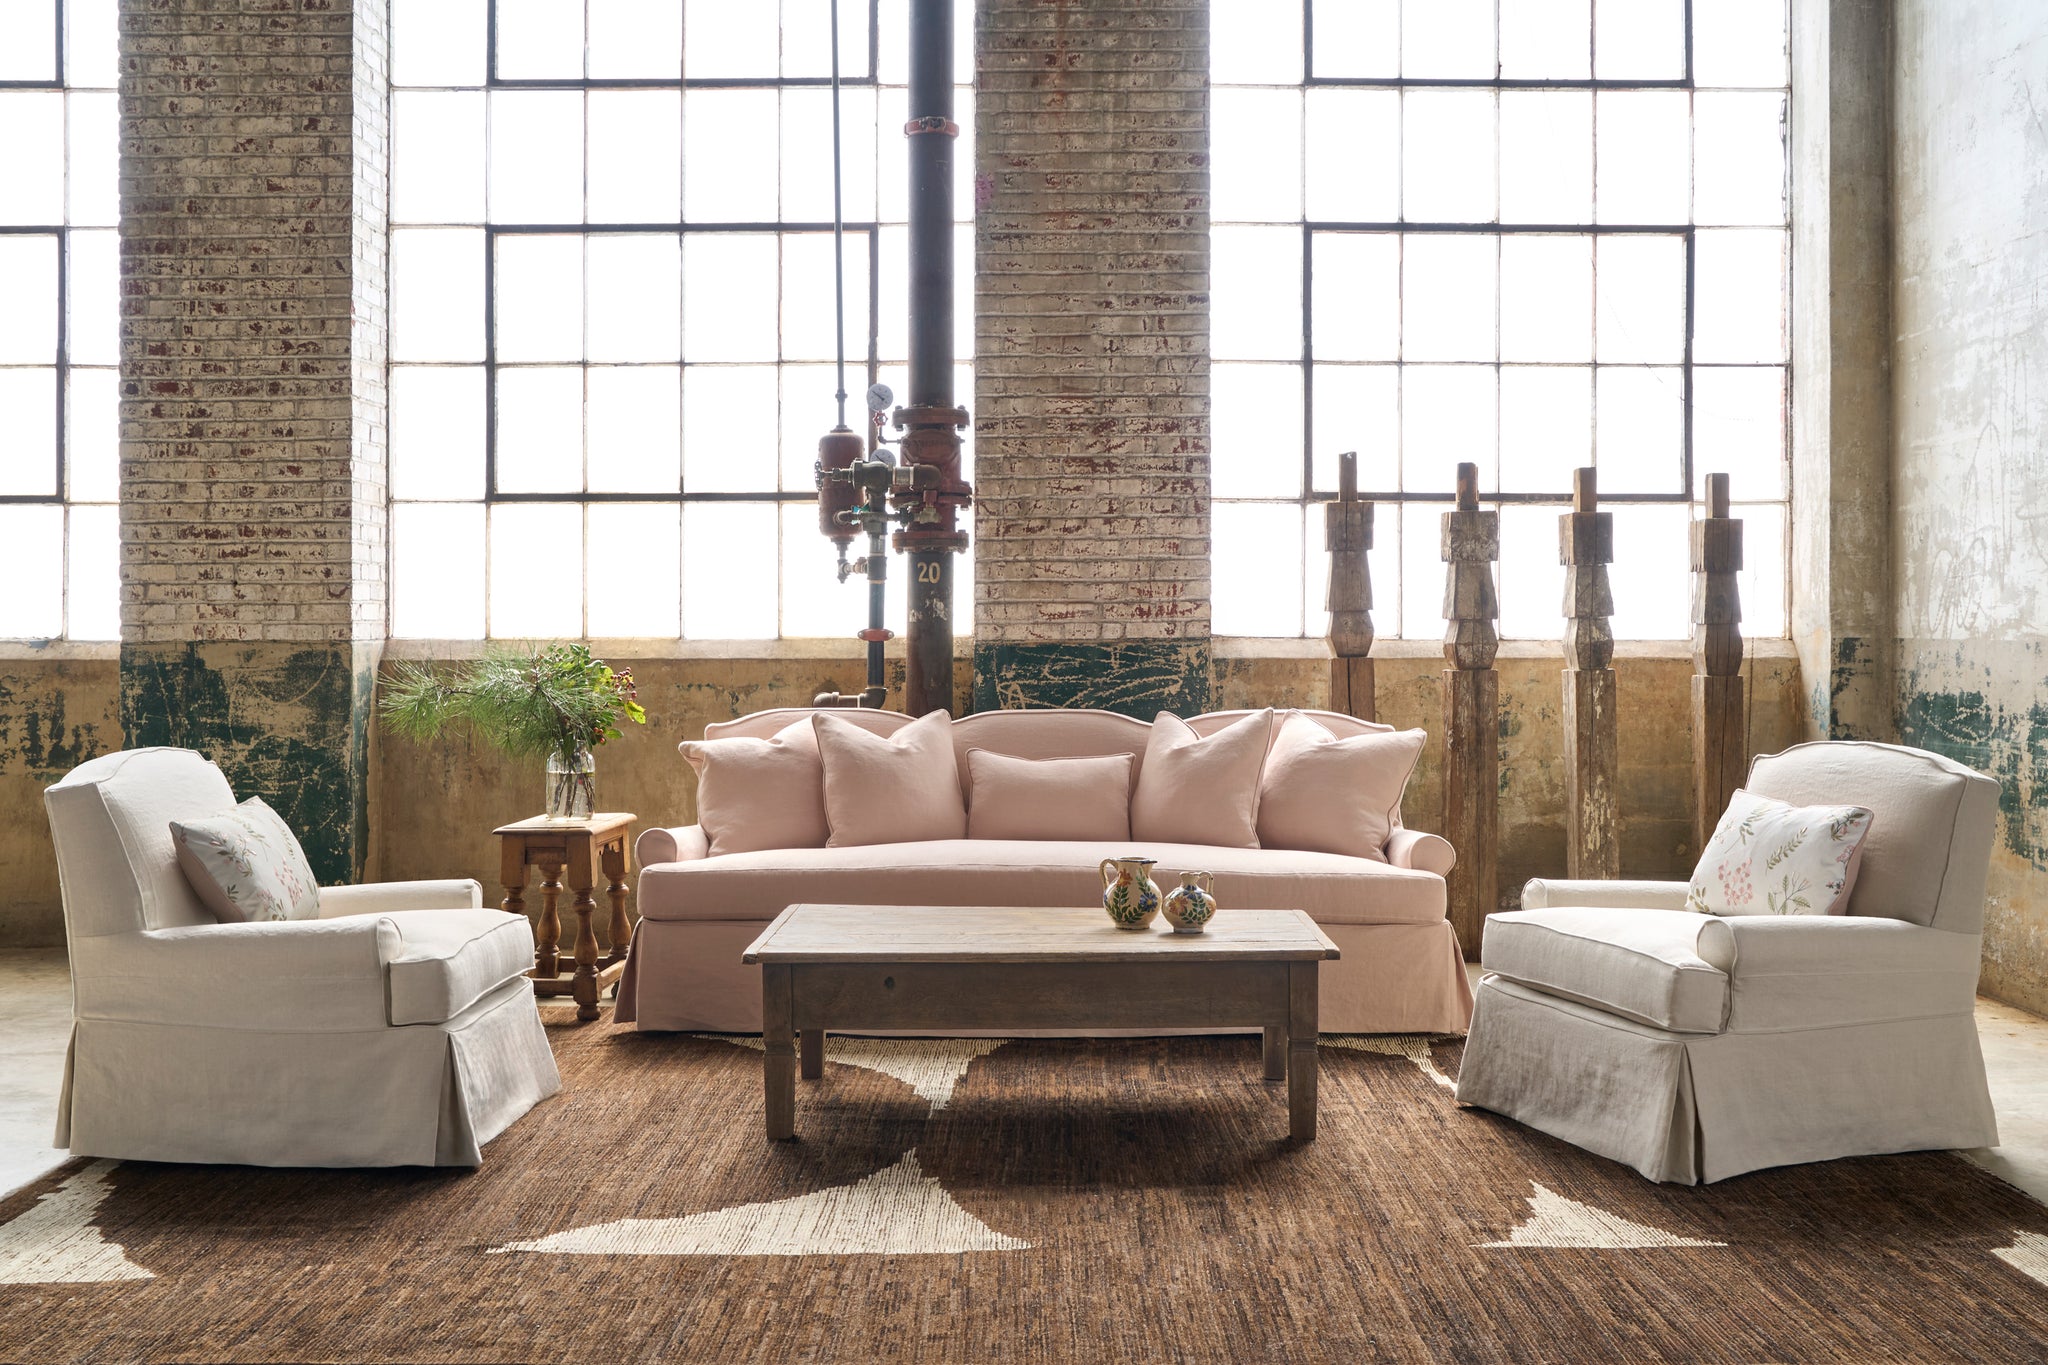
top-left (1386, 827), bottom-right (1456, 876)
top-left (73, 916), bottom-right (403, 1031)
top-left (318, 879), bottom-right (483, 918)
top-left (637, 824), bottom-right (710, 866)
top-left (1703, 915), bottom-right (1985, 1032)
top-left (1521, 878), bottom-right (1691, 911)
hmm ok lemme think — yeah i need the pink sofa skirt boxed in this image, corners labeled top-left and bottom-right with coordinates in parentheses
top-left (615, 917), bottom-right (1475, 1036)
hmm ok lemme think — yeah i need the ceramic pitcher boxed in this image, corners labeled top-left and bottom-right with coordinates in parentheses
top-left (1162, 871), bottom-right (1217, 934)
top-left (1099, 855), bottom-right (1162, 930)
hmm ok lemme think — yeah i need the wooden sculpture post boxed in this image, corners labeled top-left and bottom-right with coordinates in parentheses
top-left (1692, 473), bottom-right (1745, 851)
top-left (1560, 467), bottom-right (1619, 879)
top-left (1326, 451), bottom-right (1376, 721)
top-left (1442, 462), bottom-right (1499, 959)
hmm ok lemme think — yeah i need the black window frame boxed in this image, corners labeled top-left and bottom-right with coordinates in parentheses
top-left (470, 0), bottom-right (889, 508)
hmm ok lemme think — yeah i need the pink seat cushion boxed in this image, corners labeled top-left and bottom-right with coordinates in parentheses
top-left (965, 749), bottom-right (1133, 841)
top-left (814, 708), bottom-right (969, 846)
top-left (1129, 709), bottom-right (1275, 848)
top-left (1257, 713), bottom-right (1427, 859)
top-left (636, 839), bottom-right (1447, 927)
top-left (679, 717), bottom-right (828, 857)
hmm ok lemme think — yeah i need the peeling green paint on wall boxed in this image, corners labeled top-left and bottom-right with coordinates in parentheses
top-left (972, 641), bottom-right (1212, 717)
top-left (119, 643), bottom-right (378, 886)
top-left (0, 658), bottom-right (121, 946)
top-left (0, 676), bottom-right (110, 776)
top-left (1827, 636), bottom-right (1887, 741)
top-left (1897, 647), bottom-right (2048, 873)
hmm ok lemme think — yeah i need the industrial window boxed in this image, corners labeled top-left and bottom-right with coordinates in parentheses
top-left (0, 0), bottom-right (119, 642)
top-left (386, 0), bottom-right (974, 640)
top-left (1209, 0), bottom-right (1791, 641)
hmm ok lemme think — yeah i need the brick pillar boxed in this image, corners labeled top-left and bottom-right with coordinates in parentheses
top-left (972, 0), bottom-right (1211, 717)
top-left (119, 0), bottom-right (389, 883)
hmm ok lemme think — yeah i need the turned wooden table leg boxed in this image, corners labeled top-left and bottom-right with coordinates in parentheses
top-left (534, 854), bottom-right (563, 981)
top-left (499, 845), bottom-right (529, 936)
top-left (568, 837), bottom-right (600, 1022)
top-left (1263, 1026), bottom-right (1286, 1081)
top-left (601, 836), bottom-right (632, 969)
top-left (800, 1028), bottom-right (825, 1080)
top-left (763, 966), bottom-right (796, 1140)
top-left (1288, 962), bottom-right (1320, 1143)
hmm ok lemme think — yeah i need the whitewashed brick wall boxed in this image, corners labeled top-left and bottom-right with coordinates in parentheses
top-left (974, 0), bottom-right (1212, 645)
top-left (120, 0), bottom-right (388, 645)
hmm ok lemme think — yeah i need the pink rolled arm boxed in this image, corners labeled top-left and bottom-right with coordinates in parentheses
top-left (1386, 827), bottom-right (1457, 876)
top-left (637, 824), bottom-right (710, 867)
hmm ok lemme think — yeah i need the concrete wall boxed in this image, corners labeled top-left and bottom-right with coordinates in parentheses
top-left (1891, 0), bottom-right (2048, 1013)
top-left (1215, 643), bottom-right (1809, 905)
top-left (0, 655), bottom-right (122, 946)
top-left (0, 644), bottom-right (1801, 946)
top-left (374, 651), bottom-right (974, 949)
top-left (1790, 0), bottom-right (1896, 740)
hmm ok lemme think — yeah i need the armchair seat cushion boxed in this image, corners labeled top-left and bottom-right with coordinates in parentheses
top-left (1483, 907), bottom-right (1731, 1034)
top-left (382, 910), bottom-right (535, 1026)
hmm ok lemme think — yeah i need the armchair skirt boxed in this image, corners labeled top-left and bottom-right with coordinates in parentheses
top-left (58, 976), bottom-right (556, 1168)
top-left (1457, 976), bottom-right (1997, 1185)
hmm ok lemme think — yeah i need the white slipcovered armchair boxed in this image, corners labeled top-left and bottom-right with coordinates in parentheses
top-left (45, 747), bottom-right (561, 1167)
top-left (1456, 741), bottom-right (2001, 1184)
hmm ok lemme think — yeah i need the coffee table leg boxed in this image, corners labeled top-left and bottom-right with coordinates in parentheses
top-left (1263, 1026), bottom-right (1286, 1081)
top-left (1288, 962), bottom-right (1318, 1142)
top-left (763, 966), bottom-right (796, 1141)
top-left (800, 1028), bottom-right (824, 1080)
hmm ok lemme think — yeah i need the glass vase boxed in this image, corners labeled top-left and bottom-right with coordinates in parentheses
top-left (545, 748), bottom-right (596, 822)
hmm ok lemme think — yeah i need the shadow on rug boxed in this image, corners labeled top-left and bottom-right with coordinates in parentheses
top-left (2, 1014), bottom-right (2046, 1363)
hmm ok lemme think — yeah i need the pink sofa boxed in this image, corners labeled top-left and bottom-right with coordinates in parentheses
top-left (615, 707), bottom-right (1476, 1035)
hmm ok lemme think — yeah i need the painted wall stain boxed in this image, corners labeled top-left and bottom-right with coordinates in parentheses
top-left (974, 641), bottom-right (1212, 717)
top-left (1214, 652), bottom-right (1806, 910)
top-left (1897, 669), bottom-right (2048, 871)
top-left (0, 659), bottom-right (122, 945)
top-left (120, 643), bottom-right (377, 887)
top-left (0, 681), bottom-right (107, 775)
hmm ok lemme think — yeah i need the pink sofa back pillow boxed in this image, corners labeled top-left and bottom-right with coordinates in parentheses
top-left (1130, 709), bottom-right (1276, 849)
top-left (965, 749), bottom-right (1133, 841)
top-left (679, 717), bottom-right (828, 856)
top-left (814, 709), bottom-right (969, 847)
top-left (1256, 712), bottom-right (1427, 859)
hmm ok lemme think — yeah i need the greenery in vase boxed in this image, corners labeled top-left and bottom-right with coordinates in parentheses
top-left (379, 643), bottom-right (648, 768)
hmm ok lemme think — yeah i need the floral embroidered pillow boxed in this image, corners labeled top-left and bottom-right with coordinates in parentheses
top-left (1687, 788), bottom-right (1875, 917)
top-left (170, 797), bottom-right (322, 923)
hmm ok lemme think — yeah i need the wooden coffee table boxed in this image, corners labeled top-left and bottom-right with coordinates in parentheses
top-left (741, 905), bottom-right (1341, 1143)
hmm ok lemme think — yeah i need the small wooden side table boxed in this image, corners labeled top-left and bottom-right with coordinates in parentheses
top-left (494, 812), bottom-right (636, 1022)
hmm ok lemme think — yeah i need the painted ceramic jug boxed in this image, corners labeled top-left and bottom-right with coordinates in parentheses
top-left (1162, 871), bottom-right (1217, 934)
top-left (1099, 855), bottom-right (1162, 930)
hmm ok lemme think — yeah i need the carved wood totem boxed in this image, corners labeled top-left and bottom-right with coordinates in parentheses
top-left (1441, 462), bottom-right (1498, 959)
top-left (1325, 451), bottom-right (1376, 721)
top-left (1692, 472), bottom-right (1745, 852)
top-left (1561, 466), bottom-right (1619, 879)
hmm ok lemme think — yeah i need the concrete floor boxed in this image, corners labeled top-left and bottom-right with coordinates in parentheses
top-left (3, 950), bottom-right (2047, 1203)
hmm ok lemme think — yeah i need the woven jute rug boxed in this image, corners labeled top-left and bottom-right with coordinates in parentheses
top-left (4, 1012), bottom-right (2048, 1364)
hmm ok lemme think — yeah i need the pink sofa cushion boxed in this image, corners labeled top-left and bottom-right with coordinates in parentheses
top-left (636, 838), bottom-right (1446, 927)
top-left (814, 708), bottom-right (968, 846)
top-left (965, 749), bottom-right (1133, 841)
top-left (1257, 713), bottom-right (1427, 859)
top-left (1130, 710), bottom-right (1275, 848)
top-left (679, 717), bottom-right (828, 857)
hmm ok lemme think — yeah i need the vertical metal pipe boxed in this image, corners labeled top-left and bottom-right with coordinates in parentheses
top-left (896, 0), bottom-right (969, 715)
top-left (866, 527), bottom-right (889, 708)
top-left (908, 0), bottom-right (953, 405)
